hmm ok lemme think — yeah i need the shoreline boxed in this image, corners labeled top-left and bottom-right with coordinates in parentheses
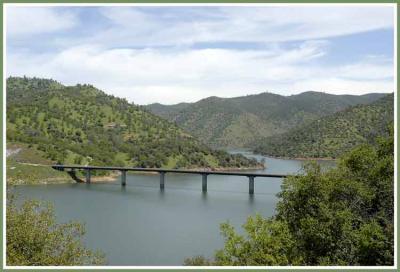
top-left (6, 171), bottom-right (122, 186)
top-left (263, 155), bottom-right (337, 161)
top-left (8, 153), bottom-right (339, 186)
top-left (7, 165), bottom-right (266, 186)
top-left (186, 165), bottom-right (265, 171)
top-left (226, 148), bottom-right (337, 161)
top-left (88, 171), bottom-right (121, 182)
top-left (109, 165), bottom-right (266, 177)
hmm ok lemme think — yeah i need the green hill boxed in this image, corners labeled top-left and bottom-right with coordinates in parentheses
top-left (146, 102), bottom-right (190, 120)
top-left (253, 94), bottom-right (394, 158)
top-left (145, 91), bottom-right (386, 148)
top-left (6, 77), bottom-right (262, 181)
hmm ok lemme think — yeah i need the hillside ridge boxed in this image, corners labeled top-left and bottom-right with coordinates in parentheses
top-left (6, 76), bottom-right (262, 184)
top-left (146, 90), bottom-right (388, 148)
top-left (253, 94), bottom-right (394, 158)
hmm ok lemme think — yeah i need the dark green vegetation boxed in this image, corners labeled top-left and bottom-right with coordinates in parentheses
top-left (146, 92), bottom-right (386, 149)
top-left (185, 128), bottom-right (394, 266)
top-left (7, 194), bottom-right (106, 265)
top-left (254, 94), bottom-right (394, 158)
top-left (146, 102), bottom-right (190, 120)
top-left (6, 77), bottom-right (261, 184)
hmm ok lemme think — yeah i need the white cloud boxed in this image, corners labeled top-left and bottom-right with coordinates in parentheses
top-left (5, 5), bottom-right (395, 104)
top-left (336, 56), bottom-right (394, 80)
top-left (7, 41), bottom-right (394, 105)
top-left (6, 7), bottom-right (78, 38)
top-left (291, 78), bottom-right (393, 95)
top-left (87, 5), bottom-right (394, 47)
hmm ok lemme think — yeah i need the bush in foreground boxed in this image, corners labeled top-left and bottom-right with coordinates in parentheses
top-left (6, 194), bottom-right (106, 266)
top-left (185, 128), bottom-right (394, 266)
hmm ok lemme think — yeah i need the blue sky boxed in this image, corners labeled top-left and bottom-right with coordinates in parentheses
top-left (6, 5), bottom-right (395, 104)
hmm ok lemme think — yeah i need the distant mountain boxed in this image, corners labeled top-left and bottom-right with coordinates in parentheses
top-left (145, 91), bottom-right (387, 148)
top-left (145, 102), bottom-right (190, 120)
top-left (6, 77), bottom-right (261, 170)
top-left (254, 94), bottom-right (394, 158)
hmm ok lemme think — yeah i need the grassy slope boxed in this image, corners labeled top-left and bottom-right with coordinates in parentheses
top-left (7, 143), bottom-right (70, 185)
top-left (146, 91), bottom-right (386, 148)
top-left (6, 77), bottom-right (261, 185)
top-left (254, 94), bottom-right (394, 158)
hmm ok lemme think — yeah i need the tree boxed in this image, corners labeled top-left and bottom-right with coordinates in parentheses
top-left (214, 215), bottom-right (301, 266)
top-left (185, 127), bottom-right (394, 266)
top-left (184, 255), bottom-right (213, 266)
top-left (6, 194), bottom-right (106, 266)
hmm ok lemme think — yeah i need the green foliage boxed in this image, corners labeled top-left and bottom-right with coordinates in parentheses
top-left (183, 255), bottom-right (213, 266)
top-left (145, 102), bottom-right (190, 120)
top-left (214, 215), bottom-right (300, 266)
top-left (254, 94), bottom-right (394, 158)
top-left (186, 129), bottom-right (394, 266)
top-left (6, 194), bottom-right (106, 266)
top-left (146, 91), bottom-right (386, 149)
top-left (6, 76), bottom-right (261, 174)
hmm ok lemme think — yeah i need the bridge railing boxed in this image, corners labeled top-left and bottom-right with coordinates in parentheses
top-left (52, 165), bottom-right (288, 194)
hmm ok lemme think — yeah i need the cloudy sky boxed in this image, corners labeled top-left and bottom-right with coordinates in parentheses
top-left (6, 4), bottom-right (395, 105)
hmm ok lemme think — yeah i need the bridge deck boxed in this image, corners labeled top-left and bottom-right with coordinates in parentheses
top-left (52, 165), bottom-right (288, 178)
top-left (53, 164), bottom-right (289, 194)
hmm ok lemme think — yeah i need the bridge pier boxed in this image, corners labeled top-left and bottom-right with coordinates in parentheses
top-left (121, 170), bottom-right (127, 186)
top-left (248, 176), bottom-right (255, 195)
top-left (85, 169), bottom-right (91, 183)
top-left (202, 174), bottom-right (208, 192)
top-left (52, 165), bottom-right (287, 193)
top-left (159, 171), bottom-right (165, 190)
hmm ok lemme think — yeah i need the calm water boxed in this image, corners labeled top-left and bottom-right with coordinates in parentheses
top-left (12, 153), bottom-right (335, 266)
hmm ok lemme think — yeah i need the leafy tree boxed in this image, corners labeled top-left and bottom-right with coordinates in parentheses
top-left (6, 194), bottom-right (106, 266)
top-left (214, 215), bottom-right (301, 266)
top-left (185, 128), bottom-right (394, 266)
top-left (184, 255), bottom-right (213, 266)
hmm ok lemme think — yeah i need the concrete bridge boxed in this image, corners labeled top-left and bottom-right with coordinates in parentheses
top-left (52, 165), bottom-right (288, 194)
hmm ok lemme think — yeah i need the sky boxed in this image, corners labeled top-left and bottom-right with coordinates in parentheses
top-left (6, 4), bottom-right (395, 105)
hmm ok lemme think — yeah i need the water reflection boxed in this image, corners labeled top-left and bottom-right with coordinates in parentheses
top-left (248, 194), bottom-right (255, 206)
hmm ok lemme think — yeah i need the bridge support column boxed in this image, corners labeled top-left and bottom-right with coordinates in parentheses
top-left (159, 172), bottom-right (165, 190)
top-left (85, 169), bottom-right (91, 184)
top-left (121, 170), bottom-right (127, 186)
top-left (202, 174), bottom-right (208, 192)
top-left (248, 176), bottom-right (255, 195)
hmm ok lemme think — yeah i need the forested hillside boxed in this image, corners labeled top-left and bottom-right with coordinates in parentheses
top-left (146, 102), bottom-right (190, 120)
top-left (146, 92), bottom-right (386, 148)
top-left (254, 94), bottom-right (394, 158)
top-left (6, 77), bottom-right (261, 172)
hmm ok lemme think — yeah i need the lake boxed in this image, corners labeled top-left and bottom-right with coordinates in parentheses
top-left (12, 153), bottom-right (335, 266)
